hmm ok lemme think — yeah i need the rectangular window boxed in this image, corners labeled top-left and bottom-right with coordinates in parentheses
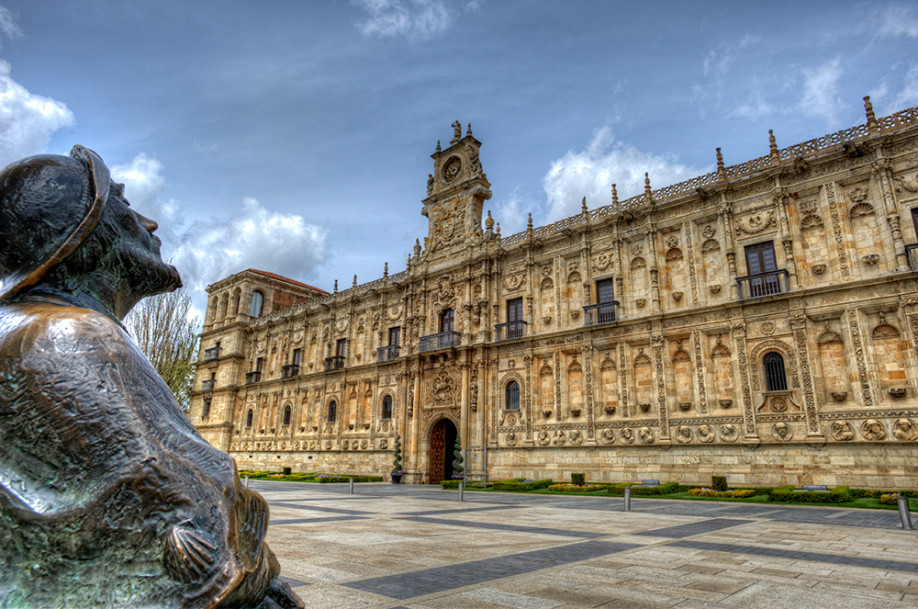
top-left (336, 338), bottom-right (347, 358)
top-left (744, 242), bottom-right (777, 275)
top-left (912, 208), bottom-right (918, 240)
top-left (596, 278), bottom-right (615, 303)
top-left (255, 357), bottom-right (264, 372)
top-left (389, 327), bottom-right (401, 346)
top-left (507, 297), bottom-right (523, 322)
top-left (293, 349), bottom-right (302, 366)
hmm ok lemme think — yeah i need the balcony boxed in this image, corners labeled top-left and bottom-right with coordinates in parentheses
top-left (494, 320), bottom-right (527, 341)
top-left (281, 364), bottom-right (300, 379)
top-left (200, 379), bottom-right (215, 391)
top-left (202, 346), bottom-right (221, 361)
top-left (245, 371), bottom-right (261, 385)
top-left (325, 355), bottom-right (345, 371)
top-left (583, 302), bottom-right (617, 327)
top-left (419, 330), bottom-right (461, 353)
top-left (377, 344), bottom-right (400, 362)
top-left (907, 244), bottom-right (918, 271)
top-left (736, 269), bottom-right (789, 301)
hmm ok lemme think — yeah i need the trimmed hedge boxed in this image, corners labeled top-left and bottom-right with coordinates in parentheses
top-left (712, 476), bottom-right (728, 492)
top-left (316, 474), bottom-right (383, 483)
top-left (548, 483), bottom-right (607, 492)
top-left (769, 485), bottom-right (851, 503)
top-left (608, 482), bottom-right (680, 496)
top-left (688, 488), bottom-right (756, 498)
top-left (493, 478), bottom-right (554, 492)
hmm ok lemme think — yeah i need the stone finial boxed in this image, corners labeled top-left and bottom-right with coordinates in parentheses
top-left (485, 209), bottom-right (494, 230)
top-left (451, 120), bottom-right (461, 145)
top-left (581, 196), bottom-right (588, 215)
top-left (414, 238), bottom-right (422, 256)
top-left (467, 123), bottom-right (473, 137)
top-left (769, 129), bottom-right (779, 162)
top-left (865, 96), bottom-right (878, 134)
top-left (496, 222), bottom-right (501, 237)
top-left (383, 262), bottom-right (388, 277)
top-left (333, 279), bottom-right (338, 293)
top-left (611, 183), bottom-right (619, 205)
top-left (353, 274), bottom-right (358, 288)
top-left (716, 148), bottom-right (726, 181)
top-left (644, 172), bottom-right (652, 203)
top-left (436, 140), bottom-right (441, 152)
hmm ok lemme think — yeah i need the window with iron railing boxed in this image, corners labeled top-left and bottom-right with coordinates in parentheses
top-left (907, 243), bottom-right (918, 271)
top-left (763, 352), bottom-right (788, 391)
top-left (584, 278), bottom-right (617, 326)
top-left (203, 346), bottom-right (221, 361)
top-left (281, 364), bottom-right (300, 378)
top-left (245, 371), bottom-right (261, 384)
top-left (495, 320), bottom-right (527, 341)
top-left (382, 395), bottom-right (393, 419)
top-left (418, 331), bottom-right (460, 352)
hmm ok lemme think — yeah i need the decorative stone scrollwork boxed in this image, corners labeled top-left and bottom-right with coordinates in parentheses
top-left (568, 430), bottom-right (583, 445)
top-left (720, 424), bottom-right (738, 442)
top-left (638, 427), bottom-right (655, 444)
top-left (761, 321), bottom-right (776, 335)
top-left (893, 418), bottom-right (918, 441)
top-left (772, 422), bottom-right (793, 441)
top-left (505, 431), bottom-right (518, 446)
top-left (675, 425), bottom-right (693, 443)
top-left (621, 428), bottom-right (635, 444)
top-left (701, 238), bottom-right (720, 252)
top-left (735, 210), bottom-right (775, 235)
top-left (537, 430), bottom-right (550, 446)
top-left (379, 438), bottom-right (388, 450)
top-left (830, 420), bottom-right (855, 441)
top-left (600, 428), bottom-right (615, 444)
top-left (861, 418), bottom-right (887, 441)
top-left (698, 424), bottom-right (716, 443)
top-left (702, 224), bottom-right (716, 238)
top-left (552, 430), bottom-right (566, 445)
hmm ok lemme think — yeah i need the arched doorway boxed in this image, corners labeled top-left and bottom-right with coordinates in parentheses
top-left (428, 418), bottom-right (458, 484)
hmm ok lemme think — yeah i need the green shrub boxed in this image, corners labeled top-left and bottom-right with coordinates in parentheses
top-left (441, 479), bottom-right (461, 489)
top-left (548, 483), bottom-right (607, 492)
top-left (608, 482), bottom-right (678, 496)
top-left (493, 478), bottom-right (553, 492)
top-left (316, 474), bottom-right (383, 483)
top-left (282, 467), bottom-right (292, 476)
top-left (712, 476), bottom-right (728, 492)
top-left (571, 473), bottom-right (585, 486)
top-left (688, 488), bottom-right (755, 498)
top-left (769, 485), bottom-right (851, 503)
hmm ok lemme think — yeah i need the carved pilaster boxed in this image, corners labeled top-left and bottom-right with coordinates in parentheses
top-left (692, 330), bottom-right (707, 414)
top-left (731, 322), bottom-right (758, 440)
top-left (618, 342), bottom-right (629, 418)
top-left (846, 308), bottom-right (873, 408)
top-left (523, 353), bottom-right (534, 444)
top-left (554, 352), bottom-right (562, 420)
top-left (582, 345), bottom-right (595, 440)
top-left (825, 182), bottom-right (850, 278)
top-left (652, 334), bottom-right (670, 440)
top-left (790, 313), bottom-right (822, 438)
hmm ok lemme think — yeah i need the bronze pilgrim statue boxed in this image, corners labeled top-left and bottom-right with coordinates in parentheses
top-left (0, 146), bottom-right (303, 608)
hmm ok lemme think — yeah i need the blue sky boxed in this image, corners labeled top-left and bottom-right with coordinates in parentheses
top-left (2, 1), bottom-right (917, 315)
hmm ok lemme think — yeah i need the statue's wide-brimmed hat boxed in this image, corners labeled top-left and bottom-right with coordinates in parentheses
top-left (0, 145), bottom-right (110, 302)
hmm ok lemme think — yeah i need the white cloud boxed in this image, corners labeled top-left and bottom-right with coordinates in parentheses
top-left (0, 59), bottom-right (75, 166)
top-left (492, 185), bottom-right (532, 236)
top-left (541, 127), bottom-right (710, 223)
top-left (889, 65), bottom-right (918, 112)
top-left (876, 4), bottom-right (918, 38)
top-left (355, 0), bottom-right (452, 40)
top-left (0, 6), bottom-right (22, 49)
top-left (799, 58), bottom-right (843, 127)
top-left (112, 155), bottom-right (328, 314)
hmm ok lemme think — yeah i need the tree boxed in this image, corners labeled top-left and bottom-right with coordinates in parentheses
top-left (452, 435), bottom-right (464, 479)
top-left (125, 288), bottom-right (200, 412)
top-left (391, 435), bottom-right (403, 474)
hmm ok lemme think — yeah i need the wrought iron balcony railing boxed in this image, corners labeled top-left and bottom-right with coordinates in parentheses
top-left (418, 330), bottom-right (461, 353)
top-left (281, 364), bottom-right (300, 379)
top-left (202, 346), bottom-right (221, 361)
top-left (325, 355), bottom-right (345, 371)
top-left (736, 269), bottom-right (789, 301)
top-left (245, 371), bottom-right (261, 385)
top-left (200, 379), bottom-right (215, 391)
top-left (907, 244), bottom-right (918, 271)
top-left (494, 320), bottom-right (527, 341)
top-left (583, 302), bottom-right (617, 327)
top-left (377, 344), bottom-right (400, 362)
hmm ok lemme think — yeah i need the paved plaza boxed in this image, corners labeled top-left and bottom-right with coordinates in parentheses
top-left (253, 480), bottom-right (918, 608)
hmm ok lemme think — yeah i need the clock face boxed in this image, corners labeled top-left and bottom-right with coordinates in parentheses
top-left (442, 157), bottom-right (461, 182)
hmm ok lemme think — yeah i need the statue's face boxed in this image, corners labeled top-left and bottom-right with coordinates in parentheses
top-left (107, 182), bottom-right (182, 297)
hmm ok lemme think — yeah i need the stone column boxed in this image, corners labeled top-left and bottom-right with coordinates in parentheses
top-left (460, 360), bottom-right (470, 452)
top-left (790, 312), bottom-right (823, 439)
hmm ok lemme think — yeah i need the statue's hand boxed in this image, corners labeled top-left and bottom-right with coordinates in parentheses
top-left (254, 578), bottom-right (304, 609)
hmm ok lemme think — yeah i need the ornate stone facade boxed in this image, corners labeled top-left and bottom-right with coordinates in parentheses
top-left (193, 102), bottom-right (918, 488)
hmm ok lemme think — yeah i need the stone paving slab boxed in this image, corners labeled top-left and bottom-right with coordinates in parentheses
top-left (252, 481), bottom-right (918, 608)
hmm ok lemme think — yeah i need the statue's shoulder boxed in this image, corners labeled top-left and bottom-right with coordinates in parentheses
top-left (0, 299), bottom-right (128, 358)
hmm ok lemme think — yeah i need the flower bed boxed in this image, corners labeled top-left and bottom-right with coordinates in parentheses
top-left (607, 482), bottom-right (681, 496)
top-left (316, 474), bottom-right (384, 483)
top-left (547, 483), bottom-right (607, 492)
top-left (768, 485), bottom-right (851, 503)
top-left (880, 493), bottom-right (902, 505)
top-left (688, 488), bottom-right (756, 498)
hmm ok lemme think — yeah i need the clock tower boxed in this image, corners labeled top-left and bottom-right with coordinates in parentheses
top-left (421, 121), bottom-right (492, 259)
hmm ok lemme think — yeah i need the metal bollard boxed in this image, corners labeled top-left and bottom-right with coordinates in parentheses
top-left (244, 475), bottom-right (249, 488)
top-left (349, 477), bottom-right (354, 494)
top-left (624, 486), bottom-right (632, 512)
top-left (898, 495), bottom-right (914, 530)
top-left (458, 481), bottom-right (464, 502)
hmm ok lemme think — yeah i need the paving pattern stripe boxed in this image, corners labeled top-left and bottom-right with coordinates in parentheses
top-left (343, 540), bottom-right (638, 600)
top-left (671, 540), bottom-right (918, 573)
top-left (269, 501), bottom-right (369, 515)
top-left (271, 515), bottom-right (369, 525)
top-left (280, 576), bottom-right (311, 588)
top-left (408, 505), bottom-right (529, 517)
top-left (634, 518), bottom-right (753, 538)
top-left (397, 515), bottom-right (603, 538)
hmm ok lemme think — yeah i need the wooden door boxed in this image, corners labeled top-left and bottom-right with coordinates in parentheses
top-left (428, 420), bottom-right (447, 484)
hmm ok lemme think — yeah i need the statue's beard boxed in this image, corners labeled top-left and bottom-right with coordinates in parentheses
top-left (122, 246), bottom-right (183, 298)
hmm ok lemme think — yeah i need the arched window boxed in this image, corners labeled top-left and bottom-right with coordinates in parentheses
top-left (327, 401), bottom-right (337, 422)
top-left (282, 405), bottom-right (291, 426)
top-left (202, 398), bottom-right (211, 420)
top-left (439, 308), bottom-right (455, 333)
top-left (763, 352), bottom-right (787, 391)
top-left (249, 290), bottom-right (264, 317)
top-left (505, 380), bottom-right (520, 410)
top-left (382, 395), bottom-right (393, 419)
top-left (246, 409), bottom-right (254, 427)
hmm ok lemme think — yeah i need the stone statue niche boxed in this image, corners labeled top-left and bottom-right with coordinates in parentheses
top-left (0, 147), bottom-right (303, 609)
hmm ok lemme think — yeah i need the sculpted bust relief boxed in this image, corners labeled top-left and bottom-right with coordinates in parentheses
top-left (0, 147), bottom-right (302, 608)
